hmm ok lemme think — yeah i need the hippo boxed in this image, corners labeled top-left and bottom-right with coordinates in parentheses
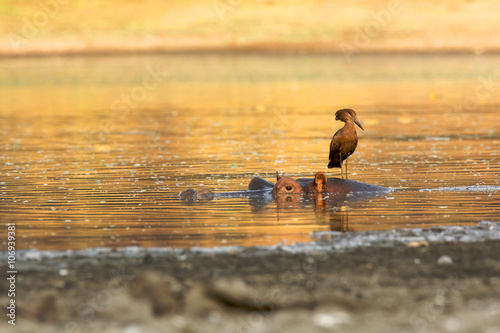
top-left (179, 188), bottom-right (215, 201)
top-left (180, 173), bottom-right (391, 230)
top-left (180, 172), bottom-right (390, 205)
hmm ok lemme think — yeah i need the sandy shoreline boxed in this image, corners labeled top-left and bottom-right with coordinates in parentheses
top-left (2, 224), bottom-right (500, 333)
top-left (2, 241), bottom-right (500, 333)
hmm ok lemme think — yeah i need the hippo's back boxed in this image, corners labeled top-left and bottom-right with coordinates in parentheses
top-left (295, 177), bottom-right (390, 194)
top-left (327, 178), bottom-right (389, 193)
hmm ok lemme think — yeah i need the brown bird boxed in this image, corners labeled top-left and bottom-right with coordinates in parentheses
top-left (328, 109), bottom-right (364, 179)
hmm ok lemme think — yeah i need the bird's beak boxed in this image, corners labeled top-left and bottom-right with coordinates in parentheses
top-left (353, 116), bottom-right (364, 131)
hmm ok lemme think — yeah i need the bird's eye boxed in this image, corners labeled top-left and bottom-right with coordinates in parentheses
top-left (286, 185), bottom-right (293, 191)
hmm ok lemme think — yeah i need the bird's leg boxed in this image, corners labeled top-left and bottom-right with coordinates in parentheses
top-left (345, 158), bottom-right (348, 179)
top-left (339, 153), bottom-right (344, 179)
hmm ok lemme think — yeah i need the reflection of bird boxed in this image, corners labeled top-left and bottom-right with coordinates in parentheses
top-left (328, 109), bottom-right (364, 179)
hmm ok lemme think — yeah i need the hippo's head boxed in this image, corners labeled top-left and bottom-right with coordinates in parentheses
top-left (273, 173), bottom-right (305, 195)
top-left (180, 188), bottom-right (215, 201)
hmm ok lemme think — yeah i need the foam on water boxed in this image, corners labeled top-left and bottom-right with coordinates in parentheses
top-left (3, 221), bottom-right (499, 267)
top-left (313, 220), bottom-right (500, 252)
top-left (420, 186), bottom-right (500, 192)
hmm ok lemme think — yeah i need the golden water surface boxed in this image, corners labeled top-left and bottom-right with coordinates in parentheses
top-left (1, 54), bottom-right (499, 250)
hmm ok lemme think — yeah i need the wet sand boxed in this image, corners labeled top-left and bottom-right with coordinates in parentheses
top-left (2, 231), bottom-right (500, 332)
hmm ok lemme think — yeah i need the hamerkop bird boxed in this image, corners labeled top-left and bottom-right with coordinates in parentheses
top-left (328, 109), bottom-right (364, 179)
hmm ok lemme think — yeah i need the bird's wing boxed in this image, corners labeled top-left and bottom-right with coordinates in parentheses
top-left (328, 130), bottom-right (342, 160)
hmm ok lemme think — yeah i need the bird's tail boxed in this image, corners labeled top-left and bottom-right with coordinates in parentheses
top-left (327, 159), bottom-right (341, 168)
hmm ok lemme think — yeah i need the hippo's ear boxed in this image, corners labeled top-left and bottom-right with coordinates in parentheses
top-left (314, 172), bottom-right (327, 192)
top-left (276, 171), bottom-right (281, 181)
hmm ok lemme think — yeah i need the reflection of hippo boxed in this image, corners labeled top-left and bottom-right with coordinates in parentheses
top-left (180, 172), bottom-right (389, 202)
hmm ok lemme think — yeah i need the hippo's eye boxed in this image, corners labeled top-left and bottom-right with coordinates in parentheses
top-left (286, 185), bottom-right (293, 191)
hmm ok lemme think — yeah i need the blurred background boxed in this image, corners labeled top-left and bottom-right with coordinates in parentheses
top-left (1, 0), bottom-right (500, 55)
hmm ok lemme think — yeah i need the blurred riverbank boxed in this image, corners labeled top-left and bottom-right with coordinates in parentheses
top-left (1, 0), bottom-right (500, 56)
top-left (2, 233), bottom-right (500, 333)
